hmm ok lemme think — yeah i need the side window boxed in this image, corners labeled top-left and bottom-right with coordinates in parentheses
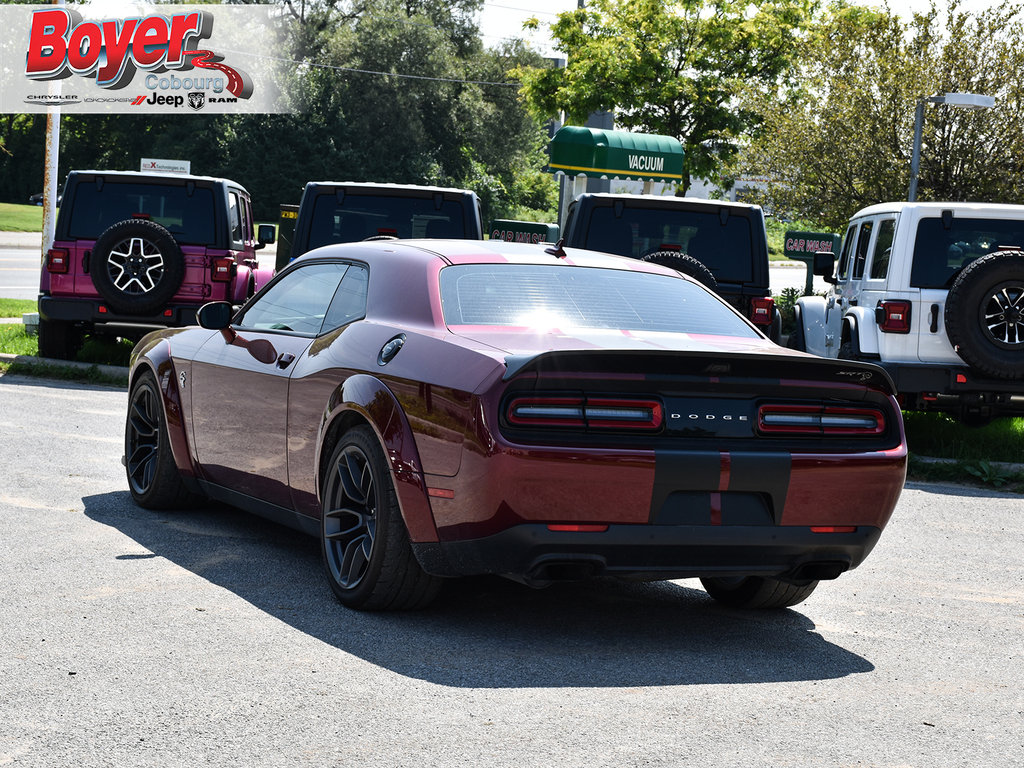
top-left (239, 195), bottom-right (254, 244)
top-left (837, 223), bottom-right (857, 280)
top-left (852, 220), bottom-right (874, 280)
top-left (238, 262), bottom-right (348, 335)
top-left (228, 192), bottom-right (243, 245)
top-left (869, 218), bottom-right (896, 280)
top-left (323, 264), bottom-right (368, 331)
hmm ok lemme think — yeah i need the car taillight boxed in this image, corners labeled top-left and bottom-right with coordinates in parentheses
top-left (212, 257), bottom-right (234, 282)
top-left (875, 299), bottom-right (911, 333)
top-left (506, 396), bottom-right (663, 430)
top-left (757, 404), bottom-right (886, 436)
top-left (46, 248), bottom-right (69, 274)
top-left (750, 296), bottom-right (775, 327)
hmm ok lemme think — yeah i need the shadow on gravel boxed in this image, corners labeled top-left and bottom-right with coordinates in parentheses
top-left (84, 490), bottom-right (874, 688)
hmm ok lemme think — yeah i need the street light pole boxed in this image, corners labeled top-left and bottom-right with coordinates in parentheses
top-left (907, 91), bottom-right (997, 202)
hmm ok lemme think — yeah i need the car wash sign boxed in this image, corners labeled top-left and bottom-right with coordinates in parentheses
top-left (547, 125), bottom-right (684, 183)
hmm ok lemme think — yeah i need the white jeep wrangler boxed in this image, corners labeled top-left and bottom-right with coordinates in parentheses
top-left (791, 202), bottom-right (1024, 423)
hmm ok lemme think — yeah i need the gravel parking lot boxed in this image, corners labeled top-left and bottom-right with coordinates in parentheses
top-left (0, 373), bottom-right (1021, 767)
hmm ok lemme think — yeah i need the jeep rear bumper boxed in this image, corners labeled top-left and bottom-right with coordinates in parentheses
top-left (39, 294), bottom-right (202, 334)
top-left (882, 363), bottom-right (1024, 417)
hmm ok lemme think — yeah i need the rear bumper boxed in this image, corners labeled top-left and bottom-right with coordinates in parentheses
top-left (881, 363), bottom-right (1024, 415)
top-left (38, 294), bottom-right (201, 334)
top-left (413, 524), bottom-right (882, 585)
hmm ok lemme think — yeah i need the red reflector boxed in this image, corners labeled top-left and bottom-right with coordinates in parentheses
top-left (956, 374), bottom-right (967, 384)
top-left (922, 394), bottom-right (938, 402)
top-left (163, 309), bottom-right (173, 317)
top-left (45, 248), bottom-right (69, 274)
top-left (378, 227), bottom-right (399, 237)
top-left (750, 296), bottom-right (775, 326)
top-left (427, 488), bottom-right (454, 499)
top-left (658, 243), bottom-right (681, 252)
top-left (98, 305), bottom-right (107, 314)
top-left (876, 299), bottom-right (912, 333)
top-left (811, 526), bottom-right (857, 534)
top-left (212, 257), bottom-right (234, 282)
top-left (131, 212), bottom-right (151, 220)
top-left (547, 524), bottom-right (608, 532)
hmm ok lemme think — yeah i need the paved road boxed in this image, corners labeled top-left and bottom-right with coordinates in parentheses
top-left (0, 236), bottom-right (42, 301)
top-left (0, 374), bottom-right (1020, 767)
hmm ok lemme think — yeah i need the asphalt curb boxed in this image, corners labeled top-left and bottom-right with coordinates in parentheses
top-left (0, 352), bottom-right (129, 382)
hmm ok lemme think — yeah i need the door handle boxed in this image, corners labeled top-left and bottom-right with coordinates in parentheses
top-left (276, 352), bottom-right (295, 369)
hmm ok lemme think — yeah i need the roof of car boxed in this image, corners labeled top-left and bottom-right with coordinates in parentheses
top-left (303, 181), bottom-right (478, 196)
top-left (576, 192), bottom-right (762, 211)
top-left (852, 200), bottom-right (1024, 218)
top-left (67, 169), bottom-right (246, 189)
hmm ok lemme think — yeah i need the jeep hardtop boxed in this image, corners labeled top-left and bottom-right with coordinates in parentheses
top-left (793, 201), bottom-right (1024, 422)
top-left (286, 181), bottom-right (483, 263)
top-left (560, 193), bottom-right (781, 340)
top-left (38, 170), bottom-right (275, 359)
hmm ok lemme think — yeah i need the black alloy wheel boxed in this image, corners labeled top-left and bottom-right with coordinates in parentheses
top-left (321, 426), bottom-right (441, 610)
top-left (125, 371), bottom-right (198, 509)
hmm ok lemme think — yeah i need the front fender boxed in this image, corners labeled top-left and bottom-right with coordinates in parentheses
top-left (318, 374), bottom-right (438, 543)
top-left (796, 295), bottom-right (830, 357)
top-left (844, 307), bottom-right (880, 356)
top-left (129, 337), bottom-right (199, 488)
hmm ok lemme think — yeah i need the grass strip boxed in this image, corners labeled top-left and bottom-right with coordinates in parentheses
top-left (0, 299), bottom-right (37, 318)
top-left (0, 202), bottom-right (44, 232)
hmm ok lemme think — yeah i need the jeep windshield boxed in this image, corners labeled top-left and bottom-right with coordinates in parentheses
top-left (308, 193), bottom-right (470, 248)
top-left (67, 180), bottom-right (216, 245)
top-left (911, 217), bottom-right (1024, 288)
top-left (579, 205), bottom-right (756, 283)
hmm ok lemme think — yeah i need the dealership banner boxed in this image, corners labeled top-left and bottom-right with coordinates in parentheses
top-left (0, 3), bottom-right (288, 113)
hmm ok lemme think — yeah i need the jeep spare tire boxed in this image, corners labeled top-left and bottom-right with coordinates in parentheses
top-left (944, 249), bottom-right (1024, 379)
top-left (91, 219), bottom-right (185, 315)
top-left (641, 251), bottom-right (719, 291)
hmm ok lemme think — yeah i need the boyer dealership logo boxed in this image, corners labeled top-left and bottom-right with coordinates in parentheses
top-left (23, 7), bottom-right (253, 102)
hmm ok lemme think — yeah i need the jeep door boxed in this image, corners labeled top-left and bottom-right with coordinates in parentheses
top-left (823, 220), bottom-right (860, 355)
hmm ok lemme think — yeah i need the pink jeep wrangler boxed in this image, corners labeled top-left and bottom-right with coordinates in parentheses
top-left (38, 170), bottom-right (275, 359)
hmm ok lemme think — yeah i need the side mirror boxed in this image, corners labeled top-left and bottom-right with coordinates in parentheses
top-left (255, 223), bottom-right (276, 250)
top-left (813, 250), bottom-right (837, 284)
top-left (197, 301), bottom-right (233, 330)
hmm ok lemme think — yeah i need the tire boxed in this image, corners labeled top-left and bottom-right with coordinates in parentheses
top-left (641, 251), bottom-right (719, 291)
top-left (125, 371), bottom-right (200, 509)
top-left (838, 339), bottom-right (857, 361)
top-left (944, 250), bottom-right (1024, 379)
top-left (91, 219), bottom-right (185, 315)
top-left (700, 575), bottom-right (818, 609)
top-left (321, 426), bottom-right (441, 611)
top-left (37, 317), bottom-right (82, 360)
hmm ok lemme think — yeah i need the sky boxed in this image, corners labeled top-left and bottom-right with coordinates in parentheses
top-left (476, 0), bottom-right (1006, 57)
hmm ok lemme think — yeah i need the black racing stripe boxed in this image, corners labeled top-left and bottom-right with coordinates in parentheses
top-left (727, 451), bottom-right (791, 524)
top-left (650, 451), bottom-right (720, 524)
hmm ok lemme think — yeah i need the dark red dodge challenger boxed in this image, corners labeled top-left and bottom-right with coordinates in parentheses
top-left (125, 240), bottom-right (907, 611)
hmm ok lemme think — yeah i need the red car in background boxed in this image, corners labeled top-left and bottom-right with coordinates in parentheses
top-left (125, 240), bottom-right (907, 611)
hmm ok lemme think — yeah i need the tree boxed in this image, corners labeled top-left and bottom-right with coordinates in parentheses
top-left (738, 0), bottom-right (1024, 229)
top-left (516, 0), bottom-right (815, 193)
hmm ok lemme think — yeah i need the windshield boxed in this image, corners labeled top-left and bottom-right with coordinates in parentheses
top-left (439, 264), bottom-right (758, 337)
top-left (581, 205), bottom-right (756, 283)
top-left (67, 180), bottom-right (216, 245)
top-left (308, 192), bottom-right (469, 248)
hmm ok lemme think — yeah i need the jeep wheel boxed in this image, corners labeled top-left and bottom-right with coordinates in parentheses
top-left (945, 250), bottom-right (1024, 379)
top-left (91, 219), bottom-right (185, 315)
top-left (641, 251), bottom-right (719, 291)
top-left (37, 317), bottom-right (82, 360)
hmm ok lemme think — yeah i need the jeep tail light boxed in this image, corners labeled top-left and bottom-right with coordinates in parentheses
top-left (46, 248), bottom-right (69, 274)
top-left (757, 404), bottom-right (886, 436)
top-left (212, 257), bottom-right (234, 282)
top-left (875, 300), bottom-right (911, 333)
top-left (750, 296), bottom-right (775, 327)
top-left (507, 396), bottom-right (663, 430)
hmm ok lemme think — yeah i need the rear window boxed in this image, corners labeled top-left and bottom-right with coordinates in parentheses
top-left (308, 192), bottom-right (469, 249)
top-left (439, 264), bottom-right (759, 338)
top-left (67, 180), bottom-right (216, 245)
top-left (911, 217), bottom-right (1024, 288)
top-left (581, 205), bottom-right (756, 283)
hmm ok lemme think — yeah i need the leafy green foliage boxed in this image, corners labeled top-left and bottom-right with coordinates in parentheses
top-left (739, 0), bottom-right (1024, 228)
top-left (902, 410), bottom-right (1024, 463)
top-left (0, 299), bottom-right (36, 318)
top-left (516, 0), bottom-right (815, 192)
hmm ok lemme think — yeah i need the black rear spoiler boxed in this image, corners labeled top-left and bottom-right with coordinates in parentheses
top-left (502, 349), bottom-right (897, 396)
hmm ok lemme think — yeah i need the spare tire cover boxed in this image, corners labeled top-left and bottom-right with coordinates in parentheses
top-left (90, 219), bottom-right (185, 315)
